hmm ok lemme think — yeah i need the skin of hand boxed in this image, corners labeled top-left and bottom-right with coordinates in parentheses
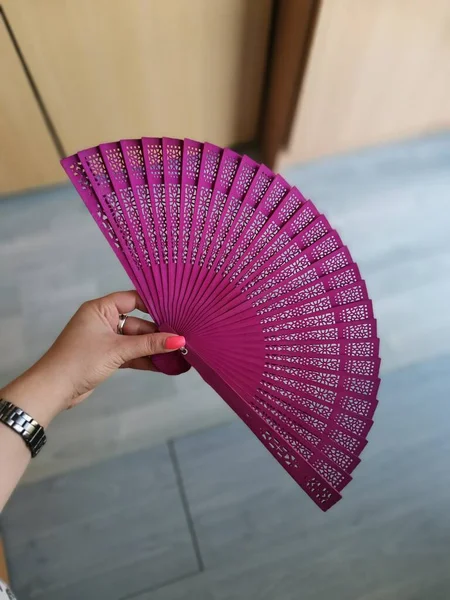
top-left (0, 290), bottom-right (186, 426)
top-left (0, 290), bottom-right (185, 510)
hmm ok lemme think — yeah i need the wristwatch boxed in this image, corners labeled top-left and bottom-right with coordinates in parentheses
top-left (0, 399), bottom-right (47, 458)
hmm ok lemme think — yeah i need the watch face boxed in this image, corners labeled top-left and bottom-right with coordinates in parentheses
top-left (0, 580), bottom-right (16, 600)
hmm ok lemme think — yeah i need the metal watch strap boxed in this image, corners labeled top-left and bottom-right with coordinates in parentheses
top-left (0, 399), bottom-right (46, 458)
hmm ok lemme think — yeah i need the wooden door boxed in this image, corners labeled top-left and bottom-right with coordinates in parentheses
top-left (279, 0), bottom-right (450, 166)
top-left (0, 12), bottom-right (64, 195)
top-left (261, 0), bottom-right (319, 168)
top-left (4, 0), bottom-right (272, 155)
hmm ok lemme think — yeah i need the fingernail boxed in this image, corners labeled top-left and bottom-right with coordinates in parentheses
top-left (165, 335), bottom-right (186, 350)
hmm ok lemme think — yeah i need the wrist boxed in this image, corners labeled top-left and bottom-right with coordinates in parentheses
top-left (0, 361), bottom-right (73, 428)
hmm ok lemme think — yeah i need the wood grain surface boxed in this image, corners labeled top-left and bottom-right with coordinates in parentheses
top-left (281, 0), bottom-right (450, 165)
top-left (4, 0), bottom-right (272, 154)
top-left (0, 13), bottom-right (64, 195)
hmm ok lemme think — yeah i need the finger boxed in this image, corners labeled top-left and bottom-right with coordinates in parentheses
top-left (121, 316), bottom-right (157, 336)
top-left (117, 332), bottom-right (186, 362)
top-left (103, 290), bottom-right (149, 315)
top-left (121, 356), bottom-right (158, 371)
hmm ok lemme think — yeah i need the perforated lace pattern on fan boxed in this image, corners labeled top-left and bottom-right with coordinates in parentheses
top-left (61, 137), bottom-right (381, 511)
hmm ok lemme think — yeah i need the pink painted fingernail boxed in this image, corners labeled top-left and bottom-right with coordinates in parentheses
top-left (165, 335), bottom-right (186, 350)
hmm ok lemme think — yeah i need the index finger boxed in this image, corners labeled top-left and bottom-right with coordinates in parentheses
top-left (103, 290), bottom-right (149, 315)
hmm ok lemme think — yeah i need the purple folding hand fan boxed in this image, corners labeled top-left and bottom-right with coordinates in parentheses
top-left (61, 137), bottom-right (380, 511)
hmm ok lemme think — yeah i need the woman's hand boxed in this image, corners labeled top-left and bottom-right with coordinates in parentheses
top-left (0, 291), bottom-right (185, 426)
top-left (0, 291), bottom-right (185, 510)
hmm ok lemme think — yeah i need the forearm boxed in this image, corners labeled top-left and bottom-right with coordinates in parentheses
top-left (0, 291), bottom-right (179, 512)
top-left (0, 363), bottom-right (64, 512)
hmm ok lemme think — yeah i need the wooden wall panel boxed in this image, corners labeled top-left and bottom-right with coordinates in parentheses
top-left (0, 15), bottom-right (64, 195)
top-left (261, 0), bottom-right (318, 168)
top-left (280, 0), bottom-right (450, 166)
top-left (4, 0), bottom-right (272, 154)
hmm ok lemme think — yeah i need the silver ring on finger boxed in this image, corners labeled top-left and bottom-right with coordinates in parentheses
top-left (117, 314), bottom-right (129, 335)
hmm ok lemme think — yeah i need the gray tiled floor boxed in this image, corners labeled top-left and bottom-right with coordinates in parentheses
top-left (168, 355), bottom-right (450, 600)
top-left (1, 134), bottom-right (450, 482)
top-left (1, 134), bottom-right (450, 483)
top-left (283, 133), bottom-right (450, 373)
top-left (2, 446), bottom-right (199, 599)
top-left (1, 133), bottom-right (450, 598)
top-left (0, 185), bottom-right (231, 484)
top-left (3, 354), bottom-right (450, 599)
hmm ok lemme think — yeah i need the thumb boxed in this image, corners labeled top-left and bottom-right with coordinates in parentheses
top-left (117, 332), bottom-right (186, 363)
